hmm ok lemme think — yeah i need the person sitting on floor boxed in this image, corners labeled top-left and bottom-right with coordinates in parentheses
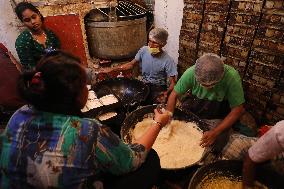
top-left (0, 50), bottom-right (171, 189)
top-left (166, 53), bottom-right (245, 152)
top-left (15, 2), bottom-right (60, 70)
top-left (242, 120), bottom-right (284, 188)
top-left (101, 27), bottom-right (178, 104)
top-left (14, 2), bottom-right (98, 84)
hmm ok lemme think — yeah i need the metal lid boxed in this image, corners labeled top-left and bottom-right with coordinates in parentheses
top-left (86, 1), bottom-right (147, 21)
top-left (116, 1), bottom-right (147, 19)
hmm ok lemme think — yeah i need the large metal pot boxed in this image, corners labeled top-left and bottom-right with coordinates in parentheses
top-left (121, 105), bottom-right (210, 170)
top-left (188, 160), bottom-right (283, 189)
top-left (85, 17), bottom-right (147, 59)
top-left (92, 77), bottom-right (149, 110)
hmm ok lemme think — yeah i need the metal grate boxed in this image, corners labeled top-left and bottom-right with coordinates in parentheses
top-left (116, 1), bottom-right (147, 18)
top-left (97, 1), bottom-right (147, 20)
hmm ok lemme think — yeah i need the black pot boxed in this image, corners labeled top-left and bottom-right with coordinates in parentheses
top-left (188, 160), bottom-right (284, 189)
top-left (93, 78), bottom-right (149, 112)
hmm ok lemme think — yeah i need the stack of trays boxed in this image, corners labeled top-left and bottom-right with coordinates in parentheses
top-left (82, 86), bottom-right (127, 136)
top-left (82, 90), bottom-right (121, 118)
top-left (81, 90), bottom-right (102, 112)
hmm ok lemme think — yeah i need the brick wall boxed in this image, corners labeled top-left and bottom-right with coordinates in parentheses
top-left (179, 0), bottom-right (284, 125)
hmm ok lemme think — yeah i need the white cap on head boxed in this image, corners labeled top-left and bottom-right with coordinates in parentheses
top-left (148, 27), bottom-right (168, 46)
top-left (194, 53), bottom-right (225, 86)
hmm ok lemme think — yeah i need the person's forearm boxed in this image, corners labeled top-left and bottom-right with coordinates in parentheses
top-left (243, 153), bottom-right (256, 187)
top-left (136, 122), bottom-right (161, 150)
top-left (166, 90), bottom-right (178, 113)
top-left (166, 77), bottom-right (176, 95)
top-left (166, 86), bottom-right (174, 95)
top-left (118, 62), bottom-right (133, 70)
top-left (213, 104), bottom-right (245, 135)
top-left (113, 60), bottom-right (136, 72)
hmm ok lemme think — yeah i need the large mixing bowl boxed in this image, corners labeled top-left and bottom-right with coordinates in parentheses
top-left (188, 160), bottom-right (283, 189)
top-left (121, 105), bottom-right (210, 170)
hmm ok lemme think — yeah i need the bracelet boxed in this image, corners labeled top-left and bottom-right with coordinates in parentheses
top-left (152, 120), bottom-right (162, 129)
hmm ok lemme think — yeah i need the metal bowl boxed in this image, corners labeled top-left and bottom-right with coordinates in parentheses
top-left (93, 77), bottom-right (149, 110)
top-left (188, 160), bottom-right (283, 189)
top-left (121, 104), bottom-right (210, 170)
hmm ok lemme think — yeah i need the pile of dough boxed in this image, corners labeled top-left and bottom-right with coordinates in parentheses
top-left (132, 118), bottom-right (204, 169)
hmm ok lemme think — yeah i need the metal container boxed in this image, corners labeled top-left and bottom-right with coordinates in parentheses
top-left (188, 160), bottom-right (284, 189)
top-left (86, 17), bottom-right (147, 59)
top-left (92, 77), bottom-right (149, 110)
top-left (121, 105), bottom-right (210, 170)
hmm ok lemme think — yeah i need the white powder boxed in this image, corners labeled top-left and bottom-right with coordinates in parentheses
top-left (132, 118), bottom-right (205, 169)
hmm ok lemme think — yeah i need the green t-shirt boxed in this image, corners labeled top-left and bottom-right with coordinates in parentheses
top-left (174, 64), bottom-right (245, 108)
top-left (15, 29), bottom-right (60, 70)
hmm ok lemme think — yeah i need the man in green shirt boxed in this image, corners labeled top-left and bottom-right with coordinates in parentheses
top-left (167, 53), bottom-right (245, 149)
